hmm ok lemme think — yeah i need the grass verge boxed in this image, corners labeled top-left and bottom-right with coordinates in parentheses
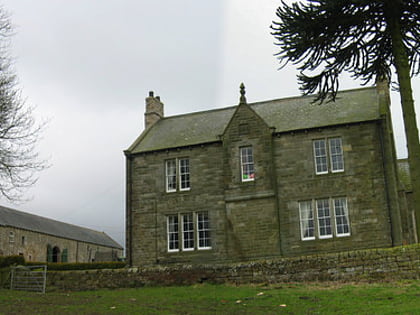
top-left (0, 280), bottom-right (419, 314)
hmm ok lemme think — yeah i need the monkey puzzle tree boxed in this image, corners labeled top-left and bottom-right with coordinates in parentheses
top-left (0, 8), bottom-right (46, 201)
top-left (271, 0), bottom-right (420, 242)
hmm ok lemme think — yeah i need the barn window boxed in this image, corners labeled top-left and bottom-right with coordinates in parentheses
top-left (9, 231), bottom-right (14, 243)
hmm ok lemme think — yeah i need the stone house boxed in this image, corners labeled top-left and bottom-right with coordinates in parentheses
top-left (0, 205), bottom-right (123, 263)
top-left (125, 83), bottom-right (416, 267)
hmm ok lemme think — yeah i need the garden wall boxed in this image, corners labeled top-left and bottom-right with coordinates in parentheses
top-left (44, 245), bottom-right (420, 291)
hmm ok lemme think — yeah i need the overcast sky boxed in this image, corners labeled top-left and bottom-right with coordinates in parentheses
top-left (1, 0), bottom-right (419, 248)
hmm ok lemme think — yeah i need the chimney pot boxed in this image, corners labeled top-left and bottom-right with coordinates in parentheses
top-left (144, 91), bottom-right (164, 129)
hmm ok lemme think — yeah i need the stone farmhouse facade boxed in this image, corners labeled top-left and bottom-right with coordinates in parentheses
top-left (0, 206), bottom-right (123, 263)
top-left (125, 83), bottom-right (416, 267)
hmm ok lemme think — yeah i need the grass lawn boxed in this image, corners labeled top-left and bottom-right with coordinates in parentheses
top-left (0, 281), bottom-right (419, 314)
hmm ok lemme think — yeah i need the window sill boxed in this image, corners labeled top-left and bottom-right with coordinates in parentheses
top-left (198, 247), bottom-right (212, 250)
top-left (318, 235), bottom-right (333, 239)
top-left (336, 233), bottom-right (351, 237)
top-left (301, 237), bottom-right (316, 241)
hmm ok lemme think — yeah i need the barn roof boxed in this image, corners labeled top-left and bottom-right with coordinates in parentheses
top-left (0, 206), bottom-right (122, 249)
top-left (128, 86), bottom-right (381, 154)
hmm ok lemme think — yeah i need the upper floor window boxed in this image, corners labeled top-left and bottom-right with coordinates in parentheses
top-left (240, 146), bottom-right (255, 182)
top-left (166, 159), bottom-right (177, 192)
top-left (299, 197), bottom-right (350, 241)
top-left (165, 158), bottom-right (190, 192)
top-left (179, 158), bottom-right (190, 191)
top-left (329, 138), bottom-right (344, 172)
top-left (313, 138), bottom-right (344, 175)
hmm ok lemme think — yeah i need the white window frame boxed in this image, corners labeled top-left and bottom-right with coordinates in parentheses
top-left (179, 158), bottom-right (190, 191)
top-left (313, 139), bottom-right (328, 175)
top-left (329, 138), bottom-right (344, 173)
top-left (317, 199), bottom-right (333, 239)
top-left (299, 201), bottom-right (315, 241)
top-left (167, 212), bottom-right (212, 253)
top-left (167, 215), bottom-right (179, 252)
top-left (313, 138), bottom-right (344, 175)
top-left (182, 213), bottom-right (195, 251)
top-left (166, 158), bottom-right (190, 192)
top-left (334, 198), bottom-right (351, 237)
top-left (197, 211), bottom-right (212, 250)
top-left (9, 231), bottom-right (15, 243)
top-left (240, 146), bottom-right (255, 182)
top-left (165, 159), bottom-right (177, 193)
top-left (299, 197), bottom-right (350, 241)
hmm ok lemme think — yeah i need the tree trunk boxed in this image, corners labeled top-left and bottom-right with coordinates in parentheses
top-left (388, 12), bottom-right (420, 243)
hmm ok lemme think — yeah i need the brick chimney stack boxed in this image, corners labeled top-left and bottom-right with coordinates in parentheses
top-left (144, 91), bottom-right (164, 129)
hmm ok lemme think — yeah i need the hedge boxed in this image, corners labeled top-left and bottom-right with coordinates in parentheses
top-left (0, 255), bottom-right (25, 268)
top-left (26, 261), bottom-right (126, 271)
top-left (0, 256), bottom-right (125, 270)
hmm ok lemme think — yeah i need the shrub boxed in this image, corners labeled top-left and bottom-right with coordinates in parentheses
top-left (26, 261), bottom-right (126, 271)
top-left (0, 255), bottom-right (25, 268)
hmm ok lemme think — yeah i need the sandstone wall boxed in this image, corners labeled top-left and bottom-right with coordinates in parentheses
top-left (45, 245), bottom-right (419, 291)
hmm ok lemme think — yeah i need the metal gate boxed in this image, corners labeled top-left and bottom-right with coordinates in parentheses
top-left (10, 265), bottom-right (47, 294)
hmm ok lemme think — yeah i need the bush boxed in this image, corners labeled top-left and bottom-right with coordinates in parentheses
top-left (26, 261), bottom-right (126, 271)
top-left (0, 255), bottom-right (25, 268)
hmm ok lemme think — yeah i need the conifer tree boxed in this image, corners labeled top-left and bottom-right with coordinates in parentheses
top-left (272, 0), bottom-right (420, 242)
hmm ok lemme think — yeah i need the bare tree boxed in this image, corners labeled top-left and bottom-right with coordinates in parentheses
top-left (0, 7), bottom-right (47, 201)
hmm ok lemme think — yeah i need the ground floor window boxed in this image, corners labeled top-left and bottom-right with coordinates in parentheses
top-left (182, 213), bottom-right (194, 251)
top-left (167, 215), bottom-right (179, 252)
top-left (299, 197), bottom-right (350, 240)
top-left (166, 211), bottom-right (211, 252)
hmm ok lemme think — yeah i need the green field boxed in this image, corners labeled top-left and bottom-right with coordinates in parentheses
top-left (1, 281), bottom-right (419, 314)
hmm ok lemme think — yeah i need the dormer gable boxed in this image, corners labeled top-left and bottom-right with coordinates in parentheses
top-left (222, 83), bottom-right (272, 142)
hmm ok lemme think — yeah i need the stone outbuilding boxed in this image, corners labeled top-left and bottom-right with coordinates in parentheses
top-left (0, 205), bottom-right (123, 263)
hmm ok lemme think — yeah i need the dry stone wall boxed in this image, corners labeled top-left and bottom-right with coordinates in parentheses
top-left (45, 245), bottom-right (420, 291)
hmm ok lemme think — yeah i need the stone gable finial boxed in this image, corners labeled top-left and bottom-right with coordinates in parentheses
top-left (239, 82), bottom-right (247, 105)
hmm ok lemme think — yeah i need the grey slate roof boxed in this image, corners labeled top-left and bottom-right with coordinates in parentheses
top-left (0, 205), bottom-right (122, 249)
top-left (129, 87), bottom-right (381, 154)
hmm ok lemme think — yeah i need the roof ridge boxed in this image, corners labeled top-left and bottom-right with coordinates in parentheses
top-left (162, 86), bottom-right (377, 120)
top-left (0, 205), bottom-right (100, 234)
top-left (162, 104), bottom-right (237, 120)
top-left (0, 205), bottom-right (122, 249)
